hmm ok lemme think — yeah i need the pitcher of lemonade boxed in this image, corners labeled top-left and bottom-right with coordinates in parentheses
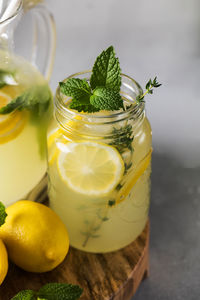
top-left (0, 0), bottom-right (55, 206)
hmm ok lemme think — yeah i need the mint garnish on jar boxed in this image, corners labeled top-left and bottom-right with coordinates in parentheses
top-left (59, 46), bottom-right (161, 112)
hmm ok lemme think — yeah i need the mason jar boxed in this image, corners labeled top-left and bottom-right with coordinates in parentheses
top-left (48, 71), bottom-right (152, 253)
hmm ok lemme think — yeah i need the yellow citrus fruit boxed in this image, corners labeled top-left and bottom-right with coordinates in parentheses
top-left (0, 201), bottom-right (69, 273)
top-left (0, 239), bottom-right (8, 285)
top-left (0, 91), bottom-right (27, 144)
top-left (117, 149), bottom-right (152, 204)
top-left (57, 141), bottom-right (124, 196)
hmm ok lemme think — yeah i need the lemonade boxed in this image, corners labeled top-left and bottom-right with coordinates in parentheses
top-left (48, 71), bottom-right (152, 253)
top-left (0, 51), bottom-right (52, 206)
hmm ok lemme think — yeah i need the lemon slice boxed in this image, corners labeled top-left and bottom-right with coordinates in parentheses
top-left (57, 141), bottom-right (124, 196)
top-left (0, 91), bottom-right (13, 130)
top-left (116, 149), bottom-right (152, 204)
top-left (47, 128), bottom-right (62, 165)
top-left (47, 115), bottom-right (83, 165)
top-left (0, 91), bottom-right (27, 144)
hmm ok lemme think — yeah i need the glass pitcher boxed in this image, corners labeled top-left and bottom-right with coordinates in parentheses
top-left (0, 0), bottom-right (56, 206)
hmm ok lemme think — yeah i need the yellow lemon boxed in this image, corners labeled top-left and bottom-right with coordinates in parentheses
top-left (0, 239), bottom-right (8, 285)
top-left (0, 201), bottom-right (69, 273)
top-left (57, 141), bottom-right (124, 196)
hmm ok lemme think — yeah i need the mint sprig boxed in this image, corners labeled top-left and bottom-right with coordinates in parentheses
top-left (0, 85), bottom-right (51, 116)
top-left (0, 202), bottom-right (7, 227)
top-left (60, 46), bottom-right (161, 113)
top-left (11, 283), bottom-right (83, 300)
top-left (0, 69), bottom-right (17, 88)
top-left (60, 46), bottom-right (123, 112)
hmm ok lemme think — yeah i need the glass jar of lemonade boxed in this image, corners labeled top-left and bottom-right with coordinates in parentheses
top-left (0, 0), bottom-right (55, 206)
top-left (48, 72), bottom-right (152, 253)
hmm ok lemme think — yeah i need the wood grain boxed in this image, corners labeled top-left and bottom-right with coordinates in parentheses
top-left (0, 221), bottom-right (149, 300)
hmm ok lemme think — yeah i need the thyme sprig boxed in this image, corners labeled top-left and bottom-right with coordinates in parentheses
top-left (136, 77), bottom-right (162, 103)
top-left (110, 124), bottom-right (134, 153)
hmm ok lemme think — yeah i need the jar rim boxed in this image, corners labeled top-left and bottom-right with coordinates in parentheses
top-left (0, 0), bottom-right (22, 25)
top-left (55, 71), bottom-right (145, 123)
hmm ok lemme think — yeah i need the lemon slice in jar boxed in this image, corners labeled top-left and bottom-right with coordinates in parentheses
top-left (47, 128), bottom-right (62, 165)
top-left (0, 92), bottom-right (13, 130)
top-left (116, 149), bottom-right (152, 204)
top-left (0, 91), bottom-right (27, 144)
top-left (47, 115), bottom-right (83, 165)
top-left (57, 141), bottom-right (124, 196)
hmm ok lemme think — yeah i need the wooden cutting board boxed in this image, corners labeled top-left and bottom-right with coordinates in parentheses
top-left (0, 221), bottom-right (149, 300)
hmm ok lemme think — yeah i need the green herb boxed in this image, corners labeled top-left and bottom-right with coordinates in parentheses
top-left (11, 290), bottom-right (36, 300)
top-left (81, 206), bottom-right (110, 247)
top-left (111, 124), bottom-right (134, 153)
top-left (90, 87), bottom-right (123, 110)
top-left (11, 283), bottom-right (83, 300)
top-left (38, 283), bottom-right (83, 300)
top-left (69, 101), bottom-right (99, 113)
top-left (110, 124), bottom-right (134, 175)
top-left (60, 46), bottom-right (161, 113)
top-left (136, 77), bottom-right (162, 103)
top-left (108, 199), bottom-right (116, 207)
top-left (0, 85), bottom-right (52, 159)
top-left (0, 69), bottom-right (17, 88)
top-left (0, 85), bottom-right (51, 115)
top-left (0, 202), bottom-right (7, 226)
top-left (60, 78), bottom-right (91, 102)
top-left (60, 46), bottom-right (123, 112)
top-left (90, 45), bottom-right (121, 92)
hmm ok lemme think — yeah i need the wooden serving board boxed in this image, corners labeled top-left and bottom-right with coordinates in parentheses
top-left (0, 221), bottom-right (149, 300)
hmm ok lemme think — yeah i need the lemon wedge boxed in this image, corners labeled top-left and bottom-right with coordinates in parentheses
top-left (117, 149), bottom-right (152, 204)
top-left (57, 141), bottom-right (124, 196)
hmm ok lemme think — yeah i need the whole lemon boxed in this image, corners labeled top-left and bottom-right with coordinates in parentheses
top-left (0, 200), bottom-right (69, 273)
top-left (0, 239), bottom-right (8, 285)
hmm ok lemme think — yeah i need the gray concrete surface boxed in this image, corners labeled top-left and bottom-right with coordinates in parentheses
top-left (15, 0), bottom-right (200, 299)
top-left (135, 153), bottom-right (200, 299)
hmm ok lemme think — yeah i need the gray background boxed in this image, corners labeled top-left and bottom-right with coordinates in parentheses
top-left (18, 0), bottom-right (200, 299)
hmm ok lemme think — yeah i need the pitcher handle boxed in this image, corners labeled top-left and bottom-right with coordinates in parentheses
top-left (28, 4), bottom-right (56, 81)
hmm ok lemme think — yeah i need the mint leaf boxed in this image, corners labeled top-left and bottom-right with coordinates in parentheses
top-left (60, 78), bottom-right (91, 102)
top-left (90, 87), bottom-right (123, 111)
top-left (90, 46), bottom-right (121, 92)
top-left (0, 69), bottom-right (17, 88)
top-left (11, 290), bottom-right (36, 300)
top-left (70, 98), bottom-right (99, 113)
top-left (38, 283), bottom-right (83, 300)
top-left (0, 202), bottom-right (7, 227)
top-left (0, 85), bottom-right (51, 115)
